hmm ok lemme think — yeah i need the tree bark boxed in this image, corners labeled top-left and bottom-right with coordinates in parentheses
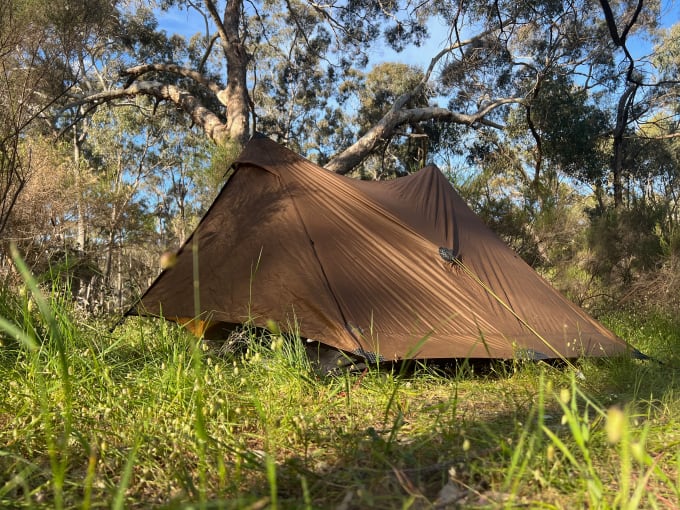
top-left (70, 81), bottom-right (231, 145)
top-left (206, 0), bottom-right (251, 146)
top-left (612, 84), bottom-right (637, 208)
top-left (597, 0), bottom-right (645, 209)
top-left (325, 100), bottom-right (518, 175)
top-left (72, 125), bottom-right (87, 252)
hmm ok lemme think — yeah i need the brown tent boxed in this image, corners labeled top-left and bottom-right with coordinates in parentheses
top-left (129, 135), bottom-right (635, 361)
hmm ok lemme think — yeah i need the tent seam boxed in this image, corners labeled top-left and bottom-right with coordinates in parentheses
top-left (274, 173), bottom-right (366, 352)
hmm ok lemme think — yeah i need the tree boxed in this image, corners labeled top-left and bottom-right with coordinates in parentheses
top-left (3, 0), bottom-right (678, 315)
top-left (596, 0), bottom-right (680, 208)
top-left (505, 73), bottom-right (610, 206)
top-left (0, 0), bottom-right (58, 237)
top-left (350, 63), bottom-right (431, 178)
top-left (65, 0), bottom-right (532, 175)
top-left (0, 0), bottom-right (120, 242)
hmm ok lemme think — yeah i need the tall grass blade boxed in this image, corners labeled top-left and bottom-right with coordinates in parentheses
top-left (0, 316), bottom-right (38, 351)
top-left (265, 453), bottom-right (277, 510)
top-left (112, 435), bottom-right (141, 510)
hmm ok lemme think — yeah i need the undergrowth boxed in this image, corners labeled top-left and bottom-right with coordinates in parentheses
top-left (0, 254), bottom-right (679, 509)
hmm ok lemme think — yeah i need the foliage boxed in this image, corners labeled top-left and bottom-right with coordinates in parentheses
top-left (508, 72), bottom-right (611, 185)
top-left (352, 63), bottom-right (431, 178)
top-left (588, 206), bottom-right (664, 286)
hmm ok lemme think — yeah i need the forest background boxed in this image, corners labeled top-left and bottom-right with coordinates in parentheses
top-left (1, 0), bottom-right (679, 321)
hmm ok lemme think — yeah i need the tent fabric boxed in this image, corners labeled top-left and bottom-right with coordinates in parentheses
top-left (129, 136), bottom-right (631, 360)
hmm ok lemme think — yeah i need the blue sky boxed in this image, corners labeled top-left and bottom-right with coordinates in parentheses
top-left (156, 1), bottom-right (679, 70)
top-left (156, 5), bottom-right (455, 71)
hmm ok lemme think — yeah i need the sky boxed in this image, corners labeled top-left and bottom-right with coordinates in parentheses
top-left (157, 5), bottom-right (454, 71)
top-left (156, 1), bottom-right (680, 71)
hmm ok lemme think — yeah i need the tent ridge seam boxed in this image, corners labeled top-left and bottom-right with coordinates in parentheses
top-left (275, 174), bottom-right (365, 352)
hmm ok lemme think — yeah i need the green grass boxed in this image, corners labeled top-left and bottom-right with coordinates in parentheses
top-left (0, 270), bottom-right (679, 508)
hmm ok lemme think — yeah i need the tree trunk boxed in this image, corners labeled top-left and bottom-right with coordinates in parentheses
top-left (612, 84), bottom-right (636, 209)
top-left (117, 248), bottom-right (123, 311)
top-left (73, 126), bottom-right (87, 251)
top-left (212, 0), bottom-right (251, 147)
top-left (104, 226), bottom-right (116, 286)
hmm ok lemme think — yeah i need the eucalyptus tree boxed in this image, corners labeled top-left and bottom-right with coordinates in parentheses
top-left (58, 1), bottom-right (675, 260)
top-left (643, 23), bottom-right (680, 241)
top-left (0, 0), bottom-right (218, 305)
top-left (0, 0), bottom-right (120, 254)
top-left (459, 1), bottom-right (676, 213)
top-left (66, 0), bottom-right (534, 176)
top-left (8, 0), bottom-right (676, 206)
top-left (593, 0), bottom-right (680, 208)
top-left (58, 93), bottom-right (216, 308)
top-left (351, 63), bottom-right (431, 178)
top-left (1, 0), bottom-right (676, 314)
top-left (0, 0), bottom-right (97, 238)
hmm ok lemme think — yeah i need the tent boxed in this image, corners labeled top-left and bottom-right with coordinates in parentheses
top-left (128, 135), bottom-right (636, 361)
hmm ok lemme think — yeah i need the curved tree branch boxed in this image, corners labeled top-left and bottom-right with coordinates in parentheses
top-left (185, 0), bottom-right (217, 72)
top-left (402, 23), bottom-right (511, 112)
top-left (199, 34), bottom-right (220, 73)
top-left (122, 63), bottom-right (223, 95)
top-left (324, 20), bottom-right (517, 175)
top-left (323, 20), bottom-right (517, 176)
top-left (598, 0), bottom-right (644, 84)
top-left (325, 98), bottom-right (520, 174)
top-left (620, 0), bottom-right (644, 43)
top-left (599, 0), bottom-right (621, 45)
top-left (65, 81), bottom-right (229, 144)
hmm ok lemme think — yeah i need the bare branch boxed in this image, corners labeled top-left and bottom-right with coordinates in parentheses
top-left (598, 0), bottom-right (622, 45)
top-left (409, 23), bottom-right (511, 108)
top-left (620, 0), bottom-right (644, 44)
top-left (322, 20), bottom-right (516, 176)
top-left (325, 98), bottom-right (520, 174)
top-left (204, 0), bottom-right (233, 54)
top-left (122, 63), bottom-right (223, 95)
top-left (65, 81), bottom-right (228, 144)
top-left (199, 35), bottom-right (220, 73)
top-left (182, 0), bottom-right (219, 72)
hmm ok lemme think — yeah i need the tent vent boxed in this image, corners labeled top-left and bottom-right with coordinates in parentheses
top-left (439, 247), bottom-right (461, 264)
top-left (352, 349), bottom-right (385, 363)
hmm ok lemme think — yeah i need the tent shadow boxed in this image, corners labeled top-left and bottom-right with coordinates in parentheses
top-left (240, 402), bottom-right (552, 507)
top-left (222, 354), bottom-right (678, 509)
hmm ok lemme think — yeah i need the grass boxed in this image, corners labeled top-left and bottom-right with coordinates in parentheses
top-left (0, 267), bottom-right (679, 508)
